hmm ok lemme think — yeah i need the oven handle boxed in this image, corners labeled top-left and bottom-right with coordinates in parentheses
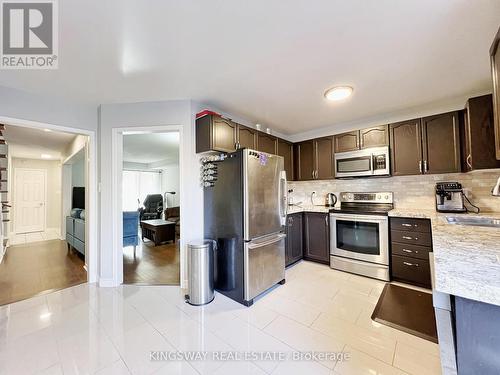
top-left (329, 213), bottom-right (388, 224)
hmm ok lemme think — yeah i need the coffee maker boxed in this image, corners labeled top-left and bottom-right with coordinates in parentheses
top-left (435, 182), bottom-right (466, 213)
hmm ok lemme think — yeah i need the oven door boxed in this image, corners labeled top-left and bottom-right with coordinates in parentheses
top-left (330, 213), bottom-right (389, 265)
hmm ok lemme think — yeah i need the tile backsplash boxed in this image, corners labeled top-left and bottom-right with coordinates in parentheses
top-left (288, 170), bottom-right (500, 212)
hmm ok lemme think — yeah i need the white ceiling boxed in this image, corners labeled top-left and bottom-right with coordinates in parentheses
top-left (123, 132), bottom-right (179, 165)
top-left (0, 1), bottom-right (499, 134)
top-left (4, 125), bottom-right (76, 159)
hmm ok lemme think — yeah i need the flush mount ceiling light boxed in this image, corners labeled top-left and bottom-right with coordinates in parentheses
top-left (324, 86), bottom-right (353, 101)
top-left (43, 128), bottom-right (52, 132)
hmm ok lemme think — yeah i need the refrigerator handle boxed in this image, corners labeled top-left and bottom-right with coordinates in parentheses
top-left (280, 170), bottom-right (288, 225)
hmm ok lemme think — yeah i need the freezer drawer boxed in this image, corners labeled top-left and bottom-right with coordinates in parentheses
top-left (244, 233), bottom-right (285, 301)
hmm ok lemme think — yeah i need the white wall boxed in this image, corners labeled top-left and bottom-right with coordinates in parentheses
top-left (11, 158), bottom-right (62, 233)
top-left (72, 157), bottom-right (85, 187)
top-left (0, 86), bottom-right (97, 132)
top-left (99, 100), bottom-right (201, 287)
top-left (161, 164), bottom-right (180, 207)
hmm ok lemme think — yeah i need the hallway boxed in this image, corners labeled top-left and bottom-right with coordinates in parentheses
top-left (0, 240), bottom-right (87, 306)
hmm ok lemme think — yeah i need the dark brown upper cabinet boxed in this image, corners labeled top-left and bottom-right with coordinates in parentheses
top-left (490, 26), bottom-right (500, 160)
top-left (421, 112), bottom-right (461, 174)
top-left (315, 137), bottom-right (335, 179)
top-left (236, 125), bottom-right (257, 150)
top-left (295, 137), bottom-right (334, 180)
top-left (390, 119), bottom-right (423, 176)
top-left (303, 212), bottom-right (330, 264)
top-left (277, 139), bottom-right (294, 181)
top-left (334, 125), bottom-right (389, 153)
top-left (295, 140), bottom-right (315, 180)
top-left (256, 132), bottom-right (278, 154)
top-left (360, 125), bottom-right (390, 149)
top-left (334, 131), bottom-right (359, 153)
top-left (390, 113), bottom-right (461, 176)
top-left (196, 115), bottom-right (237, 153)
top-left (461, 95), bottom-right (500, 171)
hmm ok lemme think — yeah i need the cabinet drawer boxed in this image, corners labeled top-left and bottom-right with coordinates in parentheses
top-left (66, 217), bottom-right (74, 235)
top-left (390, 217), bottom-right (431, 233)
top-left (391, 243), bottom-right (432, 260)
top-left (73, 238), bottom-right (85, 256)
top-left (66, 234), bottom-right (74, 246)
top-left (391, 230), bottom-right (432, 247)
top-left (392, 254), bottom-right (431, 288)
top-left (74, 219), bottom-right (85, 242)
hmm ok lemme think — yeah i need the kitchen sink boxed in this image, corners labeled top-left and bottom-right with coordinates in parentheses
top-left (445, 216), bottom-right (500, 228)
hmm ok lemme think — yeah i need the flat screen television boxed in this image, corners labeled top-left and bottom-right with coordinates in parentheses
top-left (72, 187), bottom-right (85, 209)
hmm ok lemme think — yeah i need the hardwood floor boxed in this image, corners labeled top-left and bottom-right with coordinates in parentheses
top-left (123, 238), bottom-right (180, 285)
top-left (0, 239), bottom-right (87, 306)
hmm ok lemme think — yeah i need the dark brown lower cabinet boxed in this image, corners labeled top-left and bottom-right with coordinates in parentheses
top-left (303, 212), bottom-right (330, 264)
top-left (390, 217), bottom-right (432, 289)
top-left (285, 213), bottom-right (303, 266)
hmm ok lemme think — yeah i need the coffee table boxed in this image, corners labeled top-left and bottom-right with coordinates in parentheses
top-left (140, 219), bottom-right (176, 246)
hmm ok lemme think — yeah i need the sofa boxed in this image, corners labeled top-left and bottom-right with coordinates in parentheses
top-left (165, 206), bottom-right (180, 237)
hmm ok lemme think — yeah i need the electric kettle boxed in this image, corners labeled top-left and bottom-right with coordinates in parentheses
top-left (325, 193), bottom-right (337, 207)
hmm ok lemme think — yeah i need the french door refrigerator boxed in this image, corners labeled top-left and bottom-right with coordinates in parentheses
top-left (204, 148), bottom-right (287, 306)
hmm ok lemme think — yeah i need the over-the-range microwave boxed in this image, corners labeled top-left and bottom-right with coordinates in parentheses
top-left (334, 146), bottom-right (390, 178)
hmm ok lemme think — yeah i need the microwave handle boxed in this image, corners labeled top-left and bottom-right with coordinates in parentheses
top-left (370, 154), bottom-right (375, 174)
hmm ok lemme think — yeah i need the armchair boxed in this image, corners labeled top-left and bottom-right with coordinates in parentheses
top-left (138, 194), bottom-right (163, 221)
top-left (123, 211), bottom-right (139, 253)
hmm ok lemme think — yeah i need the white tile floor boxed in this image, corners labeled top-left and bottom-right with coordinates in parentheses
top-left (0, 261), bottom-right (441, 375)
top-left (9, 229), bottom-right (61, 246)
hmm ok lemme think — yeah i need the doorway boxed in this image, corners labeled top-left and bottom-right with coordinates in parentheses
top-left (120, 130), bottom-right (181, 285)
top-left (0, 121), bottom-right (96, 305)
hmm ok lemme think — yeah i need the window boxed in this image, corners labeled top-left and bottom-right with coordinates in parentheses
top-left (122, 170), bottom-right (162, 211)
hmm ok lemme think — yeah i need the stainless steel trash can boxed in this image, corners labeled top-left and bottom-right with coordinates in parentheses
top-left (186, 240), bottom-right (215, 306)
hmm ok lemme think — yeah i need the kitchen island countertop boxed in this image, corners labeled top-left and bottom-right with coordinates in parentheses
top-left (389, 209), bottom-right (500, 307)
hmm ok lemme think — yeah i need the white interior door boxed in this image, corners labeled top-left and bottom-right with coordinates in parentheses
top-left (14, 168), bottom-right (46, 234)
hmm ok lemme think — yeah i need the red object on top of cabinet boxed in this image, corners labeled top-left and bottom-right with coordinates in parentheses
top-left (196, 110), bottom-right (221, 119)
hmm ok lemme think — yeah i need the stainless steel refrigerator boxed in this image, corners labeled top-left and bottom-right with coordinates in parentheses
top-left (204, 148), bottom-right (287, 306)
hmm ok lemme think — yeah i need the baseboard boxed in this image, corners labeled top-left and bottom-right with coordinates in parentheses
top-left (99, 278), bottom-right (118, 287)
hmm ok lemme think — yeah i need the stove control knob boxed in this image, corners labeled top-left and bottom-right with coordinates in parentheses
top-left (384, 195), bottom-right (389, 200)
top-left (348, 194), bottom-right (353, 200)
top-left (377, 195), bottom-right (381, 200)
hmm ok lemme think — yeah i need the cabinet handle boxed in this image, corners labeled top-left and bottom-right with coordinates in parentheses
top-left (315, 170), bottom-right (319, 179)
top-left (419, 160), bottom-right (422, 173)
top-left (402, 236), bottom-right (414, 240)
top-left (423, 160), bottom-right (428, 173)
top-left (325, 215), bottom-right (328, 226)
top-left (401, 223), bottom-right (412, 227)
top-left (402, 249), bottom-right (413, 253)
top-left (403, 261), bottom-right (419, 267)
top-left (466, 154), bottom-right (472, 169)
top-left (311, 170), bottom-right (315, 179)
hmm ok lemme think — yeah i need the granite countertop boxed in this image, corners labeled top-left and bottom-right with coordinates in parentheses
top-left (389, 209), bottom-right (500, 307)
top-left (287, 204), bottom-right (332, 214)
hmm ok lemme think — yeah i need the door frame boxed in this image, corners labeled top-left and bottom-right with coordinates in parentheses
top-left (13, 168), bottom-right (48, 234)
top-left (1, 115), bottom-right (98, 284)
top-left (111, 125), bottom-right (183, 286)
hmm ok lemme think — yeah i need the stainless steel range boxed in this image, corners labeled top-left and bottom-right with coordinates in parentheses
top-left (329, 192), bottom-right (393, 281)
